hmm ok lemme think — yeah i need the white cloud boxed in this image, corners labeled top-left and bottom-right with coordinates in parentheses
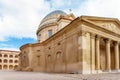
top-left (0, 0), bottom-right (120, 42)
top-left (74, 0), bottom-right (120, 19)
top-left (0, 47), bottom-right (19, 51)
top-left (0, 0), bottom-right (51, 41)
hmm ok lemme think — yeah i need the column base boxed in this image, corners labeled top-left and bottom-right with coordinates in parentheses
top-left (96, 70), bottom-right (102, 73)
top-left (112, 69), bottom-right (120, 72)
top-left (104, 70), bottom-right (111, 73)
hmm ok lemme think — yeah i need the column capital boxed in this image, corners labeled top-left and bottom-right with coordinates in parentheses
top-left (113, 41), bottom-right (119, 46)
top-left (78, 30), bottom-right (87, 36)
top-left (104, 38), bottom-right (111, 43)
top-left (95, 35), bottom-right (101, 40)
top-left (90, 33), bottom-right (96, 39)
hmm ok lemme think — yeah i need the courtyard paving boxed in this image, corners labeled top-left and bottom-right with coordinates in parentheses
top-left (0, 70), bottom-right (120, 80)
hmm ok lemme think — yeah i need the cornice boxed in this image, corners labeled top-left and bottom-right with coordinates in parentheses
top-left (81, 18), bottom-right (120, 38)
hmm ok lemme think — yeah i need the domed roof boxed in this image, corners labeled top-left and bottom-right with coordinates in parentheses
top-left (37, 10), bottom-right (67, 34)
top-left (41, 10), bottom-right (67, 23)
top-left (44, 10), bottom-right (67, 19)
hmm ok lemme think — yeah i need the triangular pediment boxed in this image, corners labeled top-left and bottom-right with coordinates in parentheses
top-left (81, 16), bottom-right (120, 35)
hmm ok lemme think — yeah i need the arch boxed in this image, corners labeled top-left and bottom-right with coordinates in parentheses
top-left (9, 65), bottom-right (13, 69)
top-left (9, 60), bottom-right (13, 63)
top-left (0, 59), bottom-right (2, 63)
top-left (3, 65), bottom-right (7, 69)
top-left (56, 51), bottom-right (62, 59)
top-left (14, 60), bottom-right (18, 63)
top-left (37, 55), bottom-right (40, 66)
top-left (0, 65), bottom-right (2, 69)
top-left (3, 59), bottom-right (8, 63)
top-left (0, 54), bottom-right (2, 57)
top-left (9, 55), bottom-right (13, 58)
top-left (4, 54), bottom-right (8, 57)
top-left (14, 65), bottom-right (18, 69)
top-left (48, 55), bottom-right (52, 62)
top-left (15, 55), bottom-right (18, 58)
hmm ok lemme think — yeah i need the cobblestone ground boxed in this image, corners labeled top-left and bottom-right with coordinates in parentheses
top-left (0, 70), bottom-right (120, 80)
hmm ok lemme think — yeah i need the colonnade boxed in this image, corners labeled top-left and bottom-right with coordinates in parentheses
top-left (90, 33), bottom-right (120, 72)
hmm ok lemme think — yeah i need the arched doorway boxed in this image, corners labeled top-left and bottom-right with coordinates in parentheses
top-left (3, 65), bottom-right (7, 69)
top-left (0, 65), bottom-right (2, 69)
top-left (9, 65), bottom-right (13, 69)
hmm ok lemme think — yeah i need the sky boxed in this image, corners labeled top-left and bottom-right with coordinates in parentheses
top-left (0, 0), bottom-right (120, 51)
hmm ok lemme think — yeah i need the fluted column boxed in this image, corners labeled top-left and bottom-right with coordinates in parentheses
top-left (114, 41), bottom-right (119, 71)
top-left (105, 39), bottom-right (111, 72)
top-left (90, 33), bottom-right (95, 73)
top-left (95, 36), bottom-right (100, 71)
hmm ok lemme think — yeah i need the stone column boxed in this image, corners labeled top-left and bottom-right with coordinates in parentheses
top-left (95, 35), bottom-right (100, 72)
top-left (90, 33), bottom-right (95, 73)
top-left (105, 39), bottom-right (111, 72)
top-left (114, 41), bottom-right (119, 71)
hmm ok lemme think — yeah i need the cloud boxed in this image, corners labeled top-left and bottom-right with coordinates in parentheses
top-left (0, 0), bottom-right (51, 41)
top-left (74, 0), bottom-right (120, 19)
top-left (0, 0), bottom-right (120, 42)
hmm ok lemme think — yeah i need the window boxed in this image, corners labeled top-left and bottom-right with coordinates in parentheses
top-left (9, 65), bottom-right (13, 69)
top-left (9, 55), bottom-right (13, 58)
top-left (0, 65), bottom-right (2, 69)
top-left (56, 52), bottom-right (62, 59)
top-left (9, 60), bottom-right (13, 63)
top-left (0, 59), bottom-right (2, 63)
top-left (15, 55), bottom-right (18, 58)
top-left (38, 34), bottom-right (41, 42)
top-left (3, 65), bottom-right (7, 69)
top-left (4, 54), bottom-right (8, 57)
top-left (4, 59), bottom-right (8, 63)
top-left (0, 54), bottom-right (2, 57)
top-left (14, 60), bottom-right (18, 63)
top-left (14, 65), bottom-right (18, 69)
top-left (37, 56), bottom-right (40, 65)
top-left (48, 30), bottom-right (52, 38)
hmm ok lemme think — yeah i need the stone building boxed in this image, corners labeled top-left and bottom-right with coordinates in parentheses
top-left (0, 50), bottom-right (19, 70)
top-left (19, 10), bottom-right (120, 74)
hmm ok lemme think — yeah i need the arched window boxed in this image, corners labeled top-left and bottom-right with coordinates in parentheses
top-left (9, 65), bottom-right (13, 69)
top-left (4, 59), bottom-right (8, 63)
top-left (56, 51), bottom-right (62, 59)
top-left (56, 51), bottom-right (62, 63)
top-left (0, 59), bottom-right (2, 63)
top-left (0, 54), bottom-right (2, 57)
top-left (15, 55), bottom-right (18, 58)
top-left (48, 55), bottom-right (51, 62)
top-left (14, 60), bottom-right (18, 63)
top-left (0, 65), bottom-right (2, 69)
top-left (9, 60), bottom-right (13, 63)
top-left (37, 55), bottom-right (40, 66)
top-left (9, 55), bottom-right (13, 58)
top-left (14, 65), bottom-right (18, 69)
top-left (3, 65), bottom-right (7, 69)
top-left (4, 54), bottom-right (8, 57)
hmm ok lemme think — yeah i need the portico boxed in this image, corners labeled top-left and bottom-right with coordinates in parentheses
top-left (89, 33), bottom-right (120, 73)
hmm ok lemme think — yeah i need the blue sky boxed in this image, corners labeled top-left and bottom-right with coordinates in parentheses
top-left (0, 0), bottom-right (120, 51)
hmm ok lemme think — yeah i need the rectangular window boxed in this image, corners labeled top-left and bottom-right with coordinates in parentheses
top-left (48, 30), bottom-right (52, 38)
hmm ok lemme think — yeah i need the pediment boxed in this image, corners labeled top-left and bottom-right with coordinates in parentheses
top-left (81, 16), bottom-right (120, 35)
top-left (94, 21), bottom-right (120, 34)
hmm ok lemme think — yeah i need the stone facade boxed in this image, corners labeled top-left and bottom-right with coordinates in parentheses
top-left (19, 10), bottom-right (120, 74)
top-left (0, 50), bottom-right (19, 70)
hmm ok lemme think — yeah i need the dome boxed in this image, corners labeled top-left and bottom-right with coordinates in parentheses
top-left (37, 10), bottom-right (67, 34)
top-left (42, 10), bottom-right (67, 22)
